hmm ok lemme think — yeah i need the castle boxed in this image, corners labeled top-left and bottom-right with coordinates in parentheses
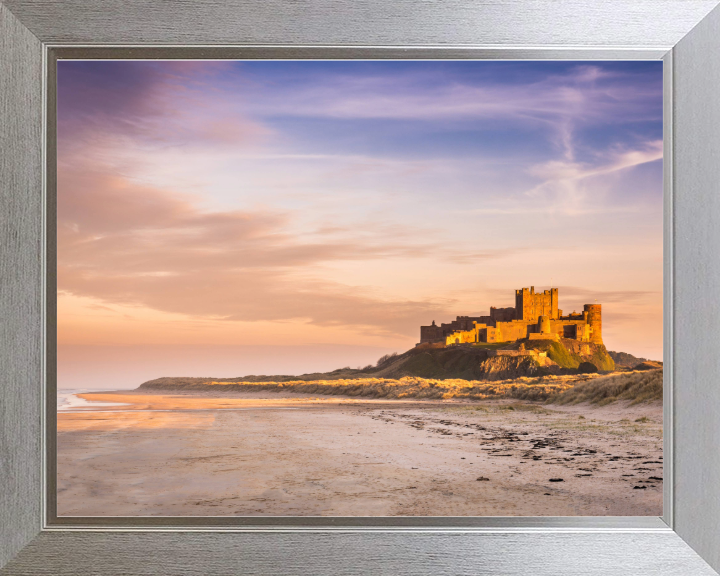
top-left (419, 287), bottom-right (603, 346)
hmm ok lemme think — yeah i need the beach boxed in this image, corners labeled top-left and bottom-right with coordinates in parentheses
top-left (57, 390), bottom-right (663, 516)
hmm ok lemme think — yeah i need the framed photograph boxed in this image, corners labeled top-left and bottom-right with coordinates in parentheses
top-left (2, 1), bottom-right (720, 574)
top-left (52, 56), bottom-right (668, 523)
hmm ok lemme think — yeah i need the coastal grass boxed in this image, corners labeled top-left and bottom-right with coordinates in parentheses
top-left (547, 369), bottom-right (662, 406)
top-left (143, 374), bottom-right (581, 401)
top-left (140, 368), bottom-right (662, 405)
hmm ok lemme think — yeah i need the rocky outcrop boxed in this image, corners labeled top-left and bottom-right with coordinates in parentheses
top-left (371, 347), bottom-right (549, 381)
top-left (138, 339), bottom-right (621, 391)
top-left (608, 350), bottom-right (649, 367)
top-left (519, 338), bottom-right (615, 371)
top-left (472, 355), bottom-right (546, 381)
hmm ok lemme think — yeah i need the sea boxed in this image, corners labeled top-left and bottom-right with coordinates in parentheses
top-left (56, 389), bottom-right (131, 412)
top-left (56, 389), bottom-right (299, 413)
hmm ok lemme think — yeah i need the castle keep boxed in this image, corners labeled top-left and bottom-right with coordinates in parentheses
top-left (420, 287), bottom-right (603, 346)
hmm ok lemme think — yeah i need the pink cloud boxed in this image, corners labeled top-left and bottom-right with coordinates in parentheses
top-left (57, 165), bottom-right (474, 337)
top-left (58, 61), bottom-right (270, 150)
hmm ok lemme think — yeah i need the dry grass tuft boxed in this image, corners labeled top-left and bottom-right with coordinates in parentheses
top-left (547, 369), bottom-right (662, 405)
top-left (147, 375), bottom-right (586, 401)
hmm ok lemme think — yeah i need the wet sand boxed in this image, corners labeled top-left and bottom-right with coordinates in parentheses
top-left (57, 391), bottom-right (663, 516)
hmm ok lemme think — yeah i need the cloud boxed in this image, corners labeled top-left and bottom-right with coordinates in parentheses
top-left (518, 140), bottom-right (663, 214)
top-left (462, 140), bottom-right (662, 217)
top-left (528, 140), bottom-right (663, 183)
top-left (57, 165), bottom-right (478, 337)
top-left (58, 263), bottom-right (457, 338)
top-left (58, 167), bottom-right (441, 270)
top-left (483, 285), bottom-right (658, 310)
top-left (58, 61), bottom-right (270, 150)
top-left (237, 63), bottom-right (661, 128)
top-left (554, 286), bottom-right (659, 304)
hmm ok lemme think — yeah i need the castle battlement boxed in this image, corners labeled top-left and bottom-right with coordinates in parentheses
top-left (419, 287), bottom-right (602, 346)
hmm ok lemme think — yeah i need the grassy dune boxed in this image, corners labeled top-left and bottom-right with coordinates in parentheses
top-left (142, 368), bottom-right (662, 404)
top-left (144, 374), bottom-right (577, 400)
top-left (548, 368), bottom-right (662, 405)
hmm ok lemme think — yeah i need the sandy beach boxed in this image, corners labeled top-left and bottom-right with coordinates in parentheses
top-left (57, 390), bottom-right (662, 516)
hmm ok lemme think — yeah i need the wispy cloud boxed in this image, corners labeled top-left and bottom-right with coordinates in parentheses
top-left (521, 140), bottom-right (663, 214)
top-left (237, 64), bottom-right (661, 127)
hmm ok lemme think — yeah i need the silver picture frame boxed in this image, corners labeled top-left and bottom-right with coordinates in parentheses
top-left (2, 1), bottom-right (720, 574)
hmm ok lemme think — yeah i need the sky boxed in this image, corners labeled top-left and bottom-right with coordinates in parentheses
top-left (57, 60), bottom-right (664, 389)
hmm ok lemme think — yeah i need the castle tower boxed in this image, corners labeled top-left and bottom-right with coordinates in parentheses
top-left (538, 315), bottom-right (551, 334)
top-left (584, 304), bottom-right (603, 344)
top-left (549, 288), bottom-right (559, 319)
top-left (515, 286), bottom-right (560, 322)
